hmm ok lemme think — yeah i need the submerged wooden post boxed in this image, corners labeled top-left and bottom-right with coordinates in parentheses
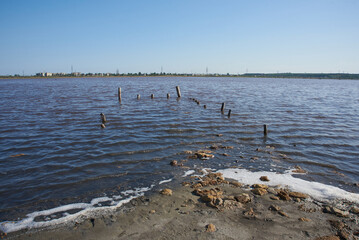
top-left (137, 94), bottom-right (140, 100)
top-left (228, 109), bottom-right (231, 118)
top-left (176, 86), bottom-right (181, 98)
top-left (100, 113), bottom-right (107, 124)
top-left (118, 88), bottom-right (122, 102)
top-left (167, 93), bottom-right (170, 99)
top-left (264, 124), bottom-right (268, 136)
top-left (203, 105), bottom-right (207, 109)
top-left (221, 103), bottom-right (225, 114)
top-left (197, 101), bottom-right (200, 105)
top-left (151, 94), bottom-right (154, 99)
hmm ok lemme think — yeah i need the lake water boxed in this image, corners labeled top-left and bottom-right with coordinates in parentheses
top-left (0, 77), bottom-right (358, 226)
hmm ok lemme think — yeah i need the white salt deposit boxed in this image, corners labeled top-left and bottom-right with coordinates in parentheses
top-left (182, 170), bottom-right (195, 177)
top-left (218, 168), bottom-right (359, 203)
top-left (159, 179), bottom-right (172, 184)
top-left (0, 186), bottom-right (153, 234)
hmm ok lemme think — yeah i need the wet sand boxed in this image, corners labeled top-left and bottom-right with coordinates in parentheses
top-left (4, 171), bottom-right (359, 240)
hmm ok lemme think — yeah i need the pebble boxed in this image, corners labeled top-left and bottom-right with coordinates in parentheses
top-left (206, 223), bottom-right (216, 232)
top-left (160, 189), bottom-right (173, 196)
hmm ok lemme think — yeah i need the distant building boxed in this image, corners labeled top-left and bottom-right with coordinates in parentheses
top-left (36, 72), bottom-right (52, 77)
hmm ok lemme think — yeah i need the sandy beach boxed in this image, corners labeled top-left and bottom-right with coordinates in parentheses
top-left (3, 169), bottom-right (358, 240)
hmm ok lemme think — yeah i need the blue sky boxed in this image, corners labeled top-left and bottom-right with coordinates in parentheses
top-left (0, 0), bottom-right (358, 75)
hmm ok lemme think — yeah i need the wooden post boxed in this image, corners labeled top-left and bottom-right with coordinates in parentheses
top-left (264, 124), bottom-right (268, 136)
top-left (228, 109), bottom-right (231, 118)
top-left (203, 105), bottom-right (207, 109)
top-left (176, 86), bottom-right (181, 98)
top-left (151, 94), bottom-right (154, 99)
top-left (118, 87), bottom-right (122, 102)
top-left (221, 103), bottom-right (225, 114)
top-left (167, 93), bottom-right (170, 99)
top-left (101, 124), bottom-right (106, 128)
top-left (137, 94), bottom-right (140, 100)
top-left (100, 113), bottom-right (106, 124)
top-left (197, 101), bottom-right (200, 105)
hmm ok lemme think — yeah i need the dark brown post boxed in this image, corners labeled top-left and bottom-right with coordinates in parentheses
top-left (167, 93), bottom-right (170, 99)
top-left (137, 94), bottom-right (140, 100)
top-left (151, 94), bottom-right (154, 99)
top-left (203, 105), bottom-right (207, 109)
top-left (221, 103), bottom-right (225, 114)
top-left (228, 109), bottom-right (231, 118)
top-left (197, 101), bottom-right (200, 105)
top-left (101, 124), bottom-right (106, 128)
top-left (264, 124), bottom-right (268, 136)
top-left (118, 87), bottom-right (122, 102)
top-left (176, 86), bottom-right (181, 98)
top-left (100, 113), bottom-right (106, 124)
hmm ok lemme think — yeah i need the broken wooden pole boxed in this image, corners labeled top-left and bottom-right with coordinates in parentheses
top-left (221, 103), bottom-right (225, 114)
top-left (118, 88), bottom-right (122, 102)
top-left (264, 124), bottom-right (268, 136)
top-left (101, 124), bottom-right (106, 128)
top-left (176, 86), bottom-right (181, 98)
top-left (167, 93), bottom-right (170, 99)
top-left (137, 94), bottom-right (140, 100)
top-left (100, 113), bottom-right (106, 124)
top-left (151, 94), bottom-right (154, 99)
top-left (228, 109), bottom-right (231, 118)
top-left (203, 105), bottom-right (207, 109)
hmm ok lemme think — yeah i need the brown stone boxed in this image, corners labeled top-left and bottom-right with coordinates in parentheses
top-left (289, 191), bottom-right (308, 199)
top-left (223, 200), bottom-right (242, 209)
top-left (292, 165), bottom-right (306, 173)
top-left (278, 190), bottom-right (291, 201)
top-left (191, 183), bottom-right (202, 189)
top-left (268, 205), bottom-right (281, 211)
top-left (222, 153), bottom-right (229, 156)
top-left (350, 206), bottom-right (359, 214)
top-left (314, 236), bottom-right (340, 240)
top-left (243, 208), bottom-right (256, 218)
top-left (252, 184), bottom-right (269, 189)
top-left (260, 176), bottom-right (270, 182)
top-left (170, 160), bottom-right (178, 166)
top-left (328, 220), bottom-right (345, 230)
top-left (337, 230), bottom-right (350, 240)
top-left (323, 206), bottom-right (349, 218)
top-left (220, 146), bottom-right (234, 149)
top-left (298, 217), bottom-right (311, 222)
top-left (206, 223), bottom-right (216, 232)
top-left (201, 194), bottom-right (216, 203)
top-left (230, 181), bottom-right (242, 187)
top-left (270, 196), bottom-right (280, 201)
top-left (160, 189), bottom-right (172, 196)
top-left (149, 210), bottom-right (156, 214)
top-left (251, 188), bottom-right (268, 196)
top-left (182, 182), bottom-right (191, 187)
top-left (183, 151), bottom-right (193, 154)
top-left (278, 211), bottom-right (289, 217)
top-left (235, 193), bottom-right (251, 204)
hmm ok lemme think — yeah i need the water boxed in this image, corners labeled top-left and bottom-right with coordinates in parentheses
top-left (0, 77), bottom-right (358, 223)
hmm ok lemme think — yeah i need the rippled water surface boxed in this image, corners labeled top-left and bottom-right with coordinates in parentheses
top-left (0, 77), bottom-right (358, 220)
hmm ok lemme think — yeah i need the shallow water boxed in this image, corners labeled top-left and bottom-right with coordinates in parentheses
top-left (0, 76), bottom-right (358, 222)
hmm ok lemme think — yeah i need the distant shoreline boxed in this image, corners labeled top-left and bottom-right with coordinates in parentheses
top-left (1, 73), bottom-right (359, 80)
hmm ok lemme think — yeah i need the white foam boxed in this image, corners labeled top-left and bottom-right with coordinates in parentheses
top-left (0, 186), bottom-right (153, 234)
top-left (218, 168), bottom-right (359, 203)
top-left (159, 179), bottom-right (172, 184)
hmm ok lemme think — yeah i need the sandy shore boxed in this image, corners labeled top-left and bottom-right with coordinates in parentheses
top-left (3, 170), bottom-right (358, 240)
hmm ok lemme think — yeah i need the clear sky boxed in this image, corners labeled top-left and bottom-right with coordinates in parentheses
top-left (0, 0), bottom-right (358, 75)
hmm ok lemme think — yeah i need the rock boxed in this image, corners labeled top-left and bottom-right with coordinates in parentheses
top-left (278, 190), bottom-right (291, 201)
top-left (210, 145), bottom-right (219, 150)
top-left (195, 152), bottom-right (214, 160)
top-left (260, 176), bottom-right (270, 182)
top-left (220, 146), bottom-right (234, 149)
top-left (223, 200), bottom-right (242, 209)
top-left (201, 194), bottom-right (216, 203)
top-left (10, 153), bottom-right (25, 158)
top-left (270, 196), bottom-right (280, 201)
top-left (222, 153), bottom-right (229, 156)
top-left (278, 211), bottom-right (289, 217)
top-left (314, 236), bottom-right (340, 240)
top-left (235, 193), bottom-right (251, 204)
top-left (191, 183), bottom-right (202, 188)
top-left (299, 217), bottom-right (311, 222)
top-left (251, 188), bottom-right (268, 196)
top-left (183, 151), bottom-right (193, 154)
top-left (160, 189), bottom-right (172, 196)
top-left (243, 208), bottom-right (256, 218)
top-left (149, 210), bottom-right (156, 214)
top-left (170, 160), bottom-right (178, 166)
top-left (268, 205), bottom-right (281, 211)
top-left (267, 188), bottom-right (277, 194)
top-left (216, 134), bottom-right (223, 137)
top-left (350, 206), bottom-right (359, 214)
top-left (182, 182), bottom-right (191, 187)
top-left (206, 223), bottom-right (216, 232)
top-left (252, 184), bottom-right (269, 189)
top-left (292, 165), bottom-right (306, 173)
top-left (230, 181), bottom-right (242, 187)
top-left (337, 230), bottom-right (350, 240)
top-left (289, 192), bottom-right (308, 199)
top-left (328, 220), bottom-right (345, 230)
top-left (323, 206), bottom-right (349, 218)
top-left (251, 157), bottom-right (259, 160)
